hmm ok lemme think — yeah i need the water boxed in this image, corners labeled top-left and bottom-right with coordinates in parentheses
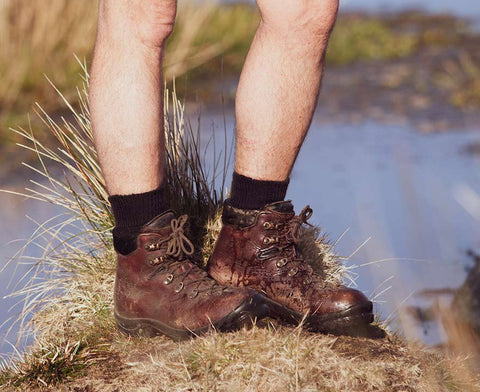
top-left (0, 186), bottom-right (65, 357)
top-left (1, 118), bottom-right (480, 354)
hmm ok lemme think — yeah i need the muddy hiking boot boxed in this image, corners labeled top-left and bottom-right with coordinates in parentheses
top-left (208, 201), bottom-right (375, 335)
top-left (114, 211), bottom-right (269, 341)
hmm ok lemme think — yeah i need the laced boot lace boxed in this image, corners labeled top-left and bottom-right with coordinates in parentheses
top-left (146, 215), bottom-right (226, 296)
top-left (261, 206), bottom-right (319, 282)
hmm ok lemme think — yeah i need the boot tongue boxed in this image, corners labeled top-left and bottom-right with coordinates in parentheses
top-left (143, 210), bottom-right (175, 230)
top-left (265, 200), bottom-right (294, 214)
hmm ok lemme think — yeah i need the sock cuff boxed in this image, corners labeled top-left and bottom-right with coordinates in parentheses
top-left (109, 185), bottom-right (166, 229)
top-left (229, 172), bottom-right (289, 210)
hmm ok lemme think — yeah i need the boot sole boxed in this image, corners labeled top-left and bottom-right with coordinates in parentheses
top-left (115, 293), bottom-right (269, 341)
top-left (264, 297), bottom-right (376, 335)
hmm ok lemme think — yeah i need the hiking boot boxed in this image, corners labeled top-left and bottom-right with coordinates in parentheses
top-left (208, 201), bottom-right (374, 334)
top-left (114, 211), bottom-right (269, 341)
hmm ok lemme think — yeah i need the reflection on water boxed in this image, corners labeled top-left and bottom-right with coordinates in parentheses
top-left (1, 117), bottom-right (480, 354)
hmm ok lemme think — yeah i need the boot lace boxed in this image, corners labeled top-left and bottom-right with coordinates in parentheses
top-left (260, 206), bottom-right (318, 282)
top-left (146, 215), bottom-right (194, 257)
top-left (146, 215), bottom-right (226, 296)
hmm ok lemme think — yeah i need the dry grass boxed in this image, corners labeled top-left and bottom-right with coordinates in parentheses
top-left (0, 66), bottom-right (366, 390)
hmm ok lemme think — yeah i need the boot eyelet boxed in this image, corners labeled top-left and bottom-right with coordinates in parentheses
top-left (149, 256), bottom-right (164, 265)
top-left (188, 288), bottom-right (199, 298)
top-left (145, 243), bottom-right (157, 251)
top-left (263, 222), bottom-right (272, 229)
top-left (276, 258), bottom-right (288, 268)
top-left (164, 274), bottom-right (174, 285)
top-left (288, 267), bottom-right (298, 277)
top-left (263, 237), bottom-right (272, 245)
top-left (174, 282), bottom-right (184, 293)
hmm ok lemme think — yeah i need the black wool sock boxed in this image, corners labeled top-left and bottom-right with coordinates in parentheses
top-left (109, 186), bottom-right (167, 255)
top-left (228, 171), bottom-right (289, 210)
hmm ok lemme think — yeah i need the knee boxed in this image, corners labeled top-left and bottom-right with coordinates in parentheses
top-left (257, 0), bottom-right (339, 40)
top-left (97, 0), bottom-right (177, 49)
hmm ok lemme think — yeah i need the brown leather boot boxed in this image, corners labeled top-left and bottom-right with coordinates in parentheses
top-left (114, 211), bottom-right (269, 341)
top-left (208, 201), bottom-right (374, 334)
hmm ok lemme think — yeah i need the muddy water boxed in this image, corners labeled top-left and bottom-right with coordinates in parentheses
top-left (1, 117), bottom-right (480, 355)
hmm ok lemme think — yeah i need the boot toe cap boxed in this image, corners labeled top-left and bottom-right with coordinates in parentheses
top-left (315, 287), bottom-right (372, 315)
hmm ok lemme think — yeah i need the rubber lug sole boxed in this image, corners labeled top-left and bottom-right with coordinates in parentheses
top-left (264, 297), bottom-right (380, 336)
top-left (115, 293), bottom-right (269, 341)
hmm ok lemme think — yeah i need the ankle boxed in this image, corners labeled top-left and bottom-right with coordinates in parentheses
top-left (109, 185), bottom-right (167, 254)
top-left (228, 172), bottom-right (289, 210)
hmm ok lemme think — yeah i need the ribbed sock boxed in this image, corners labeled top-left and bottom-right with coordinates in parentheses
top-left (109, 185), bottom-right (167, 255)
top-left (228, 172), bottom-right (289, 210)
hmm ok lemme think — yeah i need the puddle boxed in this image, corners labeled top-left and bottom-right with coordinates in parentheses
top-left (0, 186), bottom-right (65, 357)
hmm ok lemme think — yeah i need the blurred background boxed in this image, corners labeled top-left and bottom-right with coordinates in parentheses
top-left (1, 0), bottom-right (480, 358)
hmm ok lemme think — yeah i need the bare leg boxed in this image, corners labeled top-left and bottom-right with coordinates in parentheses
top-left (235, 0), bottom-right (339, 181)
top-left (89, 0), bottom-right (177, 195)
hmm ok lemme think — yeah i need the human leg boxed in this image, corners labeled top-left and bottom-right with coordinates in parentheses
top-left (90, 0), bottom-right (268, 339)
top-left (227, 0), bottom-right (338, 211)
top-left (209, 0), bottom-right (375, 334)
top-left (234, 0), bottom-right (339, 183)
top-left (90, 0), bottom-right (176, 252)
top-left (90, 0), bottom-right (176, 196)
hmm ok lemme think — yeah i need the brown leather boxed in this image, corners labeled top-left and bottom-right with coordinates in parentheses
top-left (114, 211), bottom-right (259, 333)
top-left (208, 201), bottom-right (371, 320)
